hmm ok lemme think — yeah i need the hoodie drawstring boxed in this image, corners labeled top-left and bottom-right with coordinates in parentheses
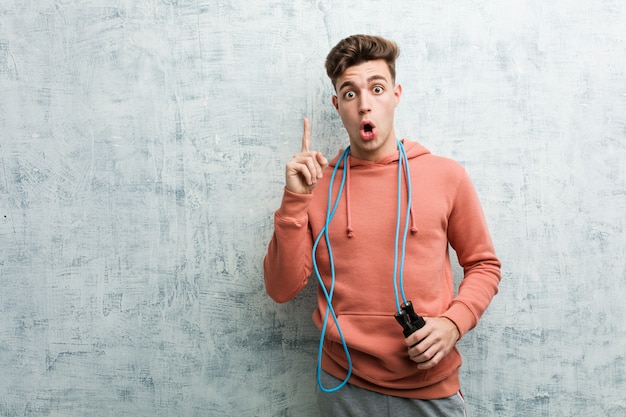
top-left (342, 142), bottom-right (417, 239)
top-left (345, 156), bottom-right (354, 238)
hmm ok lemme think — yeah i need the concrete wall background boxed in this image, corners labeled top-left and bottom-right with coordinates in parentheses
top-left (1, 1), bottom-right (624, 416)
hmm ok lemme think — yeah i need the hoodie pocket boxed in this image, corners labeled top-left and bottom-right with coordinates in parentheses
top-left (324, 312), bottom-right (462, 389)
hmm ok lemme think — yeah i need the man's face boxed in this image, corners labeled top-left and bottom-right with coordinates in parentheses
top-left (332, 59), bottom-right (402, 162)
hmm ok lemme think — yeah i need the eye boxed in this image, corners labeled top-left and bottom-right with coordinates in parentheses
top-left (343, 90), bottom-right (356, 100)
top-left (373, 85), bottom-right (384, 94)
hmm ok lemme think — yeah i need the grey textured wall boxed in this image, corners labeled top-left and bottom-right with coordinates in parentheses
top-left (1, 1), bottom-right (625, 416)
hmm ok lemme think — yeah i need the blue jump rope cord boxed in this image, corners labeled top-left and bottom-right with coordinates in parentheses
top-left (395, 141), bottom-right (413, 311)
top-left (312, 146), bottom-right (351, 393)
top-left (313, 141), bottom-right (412, 392)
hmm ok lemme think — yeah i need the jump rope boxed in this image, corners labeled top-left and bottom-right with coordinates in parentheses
top-left (311, 140), bottom-right (425, 393)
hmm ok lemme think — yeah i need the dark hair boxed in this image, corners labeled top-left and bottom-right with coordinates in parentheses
top-left (325, 34), bottom-right (400, 88)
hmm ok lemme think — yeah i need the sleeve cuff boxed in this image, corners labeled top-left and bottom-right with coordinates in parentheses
top-left (442, 301), bottom-right (477, 339)
top-left (276, 187), bottom-right (314, 222)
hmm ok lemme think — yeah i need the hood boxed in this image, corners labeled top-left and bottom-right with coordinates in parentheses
top-left (326, 139), bottom-right (430, 239)
top-left (328, 139), bottom-right (431, 168)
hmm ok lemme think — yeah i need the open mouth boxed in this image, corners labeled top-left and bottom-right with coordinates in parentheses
top-left (360, 121), bottom-right (376, 140)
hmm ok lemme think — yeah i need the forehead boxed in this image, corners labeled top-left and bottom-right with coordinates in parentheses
top-left (336, 59), bottom-right (392, 89)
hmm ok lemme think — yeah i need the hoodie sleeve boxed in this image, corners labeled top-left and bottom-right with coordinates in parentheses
top-left (263, 188), bottom-right (315, 303)
top-left (443, 170), bottom-right (501, 338)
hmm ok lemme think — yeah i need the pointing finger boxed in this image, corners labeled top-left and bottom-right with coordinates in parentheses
top-left (301, 117), bottom-right (311, 153)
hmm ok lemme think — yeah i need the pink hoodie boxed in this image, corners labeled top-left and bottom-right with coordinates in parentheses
top-left (264, 139), bottom-right (501, 399)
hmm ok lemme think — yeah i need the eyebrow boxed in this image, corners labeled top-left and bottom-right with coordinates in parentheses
top-left (338, 74), bottom-right (390, 92)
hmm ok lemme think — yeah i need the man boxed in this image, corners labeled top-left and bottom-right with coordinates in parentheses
top-left (264, 34), bottom-right (501, 416)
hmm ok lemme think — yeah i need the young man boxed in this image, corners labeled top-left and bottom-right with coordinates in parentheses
top-left (264, 34), bottom-right (501, 416)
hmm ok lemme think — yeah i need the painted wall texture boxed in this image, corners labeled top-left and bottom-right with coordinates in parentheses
top-left (1, 1), bottom-right (624, 416)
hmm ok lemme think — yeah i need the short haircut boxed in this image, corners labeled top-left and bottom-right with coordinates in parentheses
top-left (325, 34), bottom-right (400, 89)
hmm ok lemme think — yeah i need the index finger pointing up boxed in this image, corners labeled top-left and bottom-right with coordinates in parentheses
top-left (301, 117), bottom-right (311, 153)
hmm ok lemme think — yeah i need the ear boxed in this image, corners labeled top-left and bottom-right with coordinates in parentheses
top-left (394, 84), bottom-right (403, 107)
top-left (332, 95), bottom-right (339, 110)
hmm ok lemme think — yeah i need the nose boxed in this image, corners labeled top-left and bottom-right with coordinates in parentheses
top-left (359, 93), bottom-right (372, 114)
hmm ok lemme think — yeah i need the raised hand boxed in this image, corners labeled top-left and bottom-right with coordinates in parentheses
top-left (285, 118), bottom-right (328, 194)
